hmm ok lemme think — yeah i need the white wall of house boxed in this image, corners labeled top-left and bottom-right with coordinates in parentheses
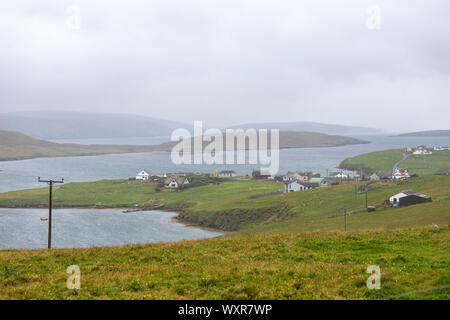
top-left (284, 181), bottom-right (310, 192)
top-left (389, 192), bottom-right (408, 203)
top-left (136, 170), bottom-right (150, 180)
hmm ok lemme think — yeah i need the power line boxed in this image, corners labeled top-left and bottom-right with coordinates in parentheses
top-left (38, 177), bottom-right (64, 249)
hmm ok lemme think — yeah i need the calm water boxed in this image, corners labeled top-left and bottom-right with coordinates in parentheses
top-left (1, 134), bottom-right (449, 193)
top-left (0, 208), bottom-right (222, 249)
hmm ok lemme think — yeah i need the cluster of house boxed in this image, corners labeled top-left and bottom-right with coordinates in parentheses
top-left (433, 146), bottom-right (450, 151)
top-left (407, 145), bottom-right (450, 154)
top-left (370, 168), bottom-right (411, 181)
top-left (405, 145), bottom-right (436, 155)
top-left (135, 170), bottom-right (190, 189)
top-left (282, 171), bottom-right (329, 193)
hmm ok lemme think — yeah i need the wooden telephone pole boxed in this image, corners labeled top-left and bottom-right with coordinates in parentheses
top-left (38, 177), bottom-right (64, 249)
top-left (344, 209), bottom-right (347, 232)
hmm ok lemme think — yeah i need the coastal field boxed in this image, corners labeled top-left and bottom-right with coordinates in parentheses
top-left (0, 227), bottom-right (448, 299)
top-left (339, 149), bottom-right (450, 175)
top-left (0, 174), bottom-right (449, 233)
top-left (1, 173), bottom-right (449, 300)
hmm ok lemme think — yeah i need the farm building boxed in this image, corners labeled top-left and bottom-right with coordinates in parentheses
top-left (389, 190), bottom-right (431, 207)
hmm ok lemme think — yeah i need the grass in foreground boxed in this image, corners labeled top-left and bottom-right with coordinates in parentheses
top-left (0, 227), bottom-right (448, 300)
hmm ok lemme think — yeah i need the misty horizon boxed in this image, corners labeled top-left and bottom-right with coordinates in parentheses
top-left (1, 1), bottom-right (449, 132)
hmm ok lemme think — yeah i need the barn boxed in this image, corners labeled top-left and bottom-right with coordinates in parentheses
top-left (389, 190), bottom-right (431, 207)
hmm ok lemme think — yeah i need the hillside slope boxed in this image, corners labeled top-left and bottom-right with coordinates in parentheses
top-left (339, 149), bottom-right (450, 175)
top-left (0, 130), bottom-right (166, 161)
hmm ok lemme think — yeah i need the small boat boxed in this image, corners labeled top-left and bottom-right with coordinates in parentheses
top-left (40, 217), bottom-right (48, 221)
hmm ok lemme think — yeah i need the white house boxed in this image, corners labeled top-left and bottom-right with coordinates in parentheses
top-left (413, 149), bottom-right (433, 155)
top-left (136, 170), bottom-right (150, 180)
top-left (393, 168), bottom-right (410, 180)
top-left (164, 177), bottom-right (190, 189)
top-left (284, 181), bottom-right (318, 193)
top-left (370, 173), bottom-right (380, 181)
top-left (331, 172), bottom-right (348, 179)
top-left (283, 171), bottom-right (311, 182)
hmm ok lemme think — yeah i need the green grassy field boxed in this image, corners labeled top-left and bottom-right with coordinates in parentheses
top-left (401, 151), bottom-right (450, 175)
top-left (340, 149), bottom-right (450, 175)
top-left (1, 175), bottom-right (449, 233)
top-left (339, 149), bottom-right (404, 174)
top-left (0, 227), bottom-right (448, 300)
top-left (1, 174), bottom-right (449, 300)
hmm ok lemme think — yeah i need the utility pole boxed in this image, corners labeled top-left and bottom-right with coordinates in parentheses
top-left (38, 177), bottom-right (64, 249)
top-left (365, 189), bottom-right (368, 209)
top-left (344, 209), bottom-right (347, 232)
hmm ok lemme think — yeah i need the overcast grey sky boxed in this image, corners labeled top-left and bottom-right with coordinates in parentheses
top-left (0, 0), bottom-right (449, 132)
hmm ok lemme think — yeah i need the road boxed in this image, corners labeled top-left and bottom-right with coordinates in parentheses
top-left (393, 152), bottom-right (409, 173)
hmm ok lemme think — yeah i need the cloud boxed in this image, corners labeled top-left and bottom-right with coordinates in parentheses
top-left (0, 0), bottom-right (449, 132)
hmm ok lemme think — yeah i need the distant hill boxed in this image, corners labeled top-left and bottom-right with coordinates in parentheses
top-left (0, 130), bottom-right (368, 161)
top-left (0, 111), bottom-right (381, 140)
top-left (0, 130), bottom-right (165, 161)
top-left (0, 111), bottom-right (189, 140)
top-left (398, 130), bottom-right (450, 137)
top-left (156, 131), bottom-right (369, 150)
top-left (228, 121), bottom-right (380, 135)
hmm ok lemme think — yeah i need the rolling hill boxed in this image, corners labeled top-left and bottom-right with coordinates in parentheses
top-left (0, 130), bottom-right (369, 161)
top-left (0, 111), bottom-right (381, 140)
top-left (0, 130), bottom-right (166, 161)
top-left (0, 111), bottom-right (188, 140)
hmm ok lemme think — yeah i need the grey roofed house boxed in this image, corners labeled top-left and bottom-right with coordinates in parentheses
top-left (303, 182), bottom-right (319, 188)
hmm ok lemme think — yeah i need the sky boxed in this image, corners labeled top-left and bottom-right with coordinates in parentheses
top-left (0, 0), bottom-right (449, 133)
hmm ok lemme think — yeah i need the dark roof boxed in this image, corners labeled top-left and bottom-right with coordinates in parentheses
top-left (399, 190), bottom-right (431, 199)
top-left (220, 170), bottom-right (236, 174)
top-left (303, 182), bottom-right (319, 188)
